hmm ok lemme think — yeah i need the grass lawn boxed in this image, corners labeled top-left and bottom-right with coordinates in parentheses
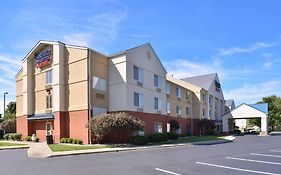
top-left (0, 141), bottom-right (26, 147)
top-left (49, 144), bottom-right (113, 152)
top-left (160, 136), bottom-right (224, 144)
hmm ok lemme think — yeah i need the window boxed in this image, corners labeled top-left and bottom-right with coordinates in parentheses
top-left (133, 66), bottom-right (144, 83)
top-left (154, 97), bottom-right (162, 110)
top-left (166, 102), bottom-right (171, 114)
top-left (46, 94), bottom-right (52, 109)
top-left (154, 122), bottom-right (162, 133)
top-left (134, 92), bottom-right (144, 108)
top-left (93, 76), bottom-right (107, 91)
top-left (176, 87), bottom-right (181, 98)
top-left (92, 106), bottom-right (107, 117)
top-left (45, 70), bottom-right (52, 85)
top-left (154, 74), bottom-right (161, 88)
top-left (166, 82), bottom-right (170, 95)
top-left (209, 95), bottom-right (213, 104)
top-left (202, 93), bottom-right (206, 102)
top-left (203, 109), bottom-right (206, 116)
top-left (186, 107), bottom-right (190, 115)
top-left (134, 129), bottom-right (144, 136)
top-left (209, 110), bottom-right (212, 117)
top-left (186, 91), bottom-right (190, 100)
top-left (176, 105), bottom-right (181, 115)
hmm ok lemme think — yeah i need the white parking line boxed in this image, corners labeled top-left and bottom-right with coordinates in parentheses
top-left (196, 162), bottom-right (281, 175)
top-left (270, 150), bottom-right (281, 153)
top-left (250, 153), bottom-right (281, 158)
top-left (226, 157), bottom-right (281, 165)
top-left (155, 168), bottom-right (182, 175)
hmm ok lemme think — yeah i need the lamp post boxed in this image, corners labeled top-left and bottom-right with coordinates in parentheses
top-left (3, 92), bottom-right (8, 119)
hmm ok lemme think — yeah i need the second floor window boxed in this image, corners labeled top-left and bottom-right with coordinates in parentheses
top-left (186, 107), bottom-right (190, 115)
top-left (166, 102), bottom-right (171, 114)
top-left (134, 92), bottom-right (144, 108)
top-left (176, 105), bottom-right (181, 115)
top-left (46, 70), bottom-right (52, 85)
top-left (154, 74), bottom-right (161, 88)
top-left (133, 66), bottom-right (144, 83)
top-left (166, 82), bottom-right (170, 94)
top-left (176, 87), bottom-right (181, 98)
top-left (93, 76), bottom-right (107, 91)
top-left (46, 94), bottom-right (52, 109)
top-left (154, 97), bottom-right (162, 110)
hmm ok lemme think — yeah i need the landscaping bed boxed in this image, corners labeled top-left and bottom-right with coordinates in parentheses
top-left (161, 136), bottom-right (224, 144)
top-left (49, 144), bottom-right (112, 152)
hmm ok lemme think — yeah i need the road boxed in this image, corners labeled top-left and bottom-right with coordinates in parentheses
top-left (0, 135), bottom-right (281, 175)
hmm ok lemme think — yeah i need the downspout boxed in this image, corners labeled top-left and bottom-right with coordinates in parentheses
top-left (87, 49), bottom-right (92, 144)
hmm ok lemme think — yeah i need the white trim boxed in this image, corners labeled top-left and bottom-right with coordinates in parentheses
top-left (250, 153), bottom-right (281, 158)
top-left (155, 168), bottom-right (182, 175)
top-left (226, 157), bottom-right (281, 165)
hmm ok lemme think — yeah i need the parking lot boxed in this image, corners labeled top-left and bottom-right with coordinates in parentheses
top-left (0, 135), bottom-right (280, 175)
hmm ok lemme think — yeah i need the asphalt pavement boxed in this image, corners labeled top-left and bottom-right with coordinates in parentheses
top-left (0, 135), bottom-right (280, 175)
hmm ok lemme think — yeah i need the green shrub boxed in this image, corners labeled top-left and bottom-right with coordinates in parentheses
top-left (130, 136), bottom-right (148, 145)
top-left (25, 136), bottom-right (32, 142)
top-left (178, 133), bottom-right (188, 137)
top-left (72, 139), bottom-right (78, 144)
top-left (167, 132), bottom-right (179, 140)
top-left (60, 138), bottom-right (67, 143)
top-left (3, 133), bottom-right (9, 140)
top-left (148, 133), bottom-right (168, 142)
top-left (77, 139), bottom-right (83, 144)
top-left (67, 138), bottom-right (73, 143)
top-left (13, 133), bottom-right (22, 140)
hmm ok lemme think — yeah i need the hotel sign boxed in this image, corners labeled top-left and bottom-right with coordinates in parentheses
top-left (34, 49), bottom-right (52, 68)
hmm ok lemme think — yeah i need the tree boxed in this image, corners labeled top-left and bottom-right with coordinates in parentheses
top-left (198, 119), bottom-right (216, 135)
top-left (0, 119), bottom-right (16, 134)
top-left (4, 102), bottom-right (16, 120)
top-left (88, 112), bottom-right (144, 143)
top-left (169, 119), bottom-right (180, 132)
top-left (250, 95), bottom-right (281, 131)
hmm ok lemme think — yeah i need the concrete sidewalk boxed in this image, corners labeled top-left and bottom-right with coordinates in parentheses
top-left (28, 143), bottom-right (53, 158)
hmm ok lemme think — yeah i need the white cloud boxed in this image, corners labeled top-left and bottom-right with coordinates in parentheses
top-left (224, 81), bottom-right (281, 105)
top-left (0, 77), bottom-right (14, 87)
top-left (164, 59), bottom-right (228, 79)
top-left (219, 42), bottom-right (278, 56)
top-left (0, 54), bottom-right (21, 66)
top-left (63, 33), bottom-right (92, 47)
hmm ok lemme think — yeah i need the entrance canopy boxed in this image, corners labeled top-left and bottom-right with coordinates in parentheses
top-left (223, 103), bottom-right (268, 136)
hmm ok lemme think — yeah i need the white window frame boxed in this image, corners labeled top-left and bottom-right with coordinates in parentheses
top-left (45, 70), bottom-right (52, 85)
top-left (166, 82), bottom-right (170, 95)
top-left (133, 66), bottom-right (144, 83)
top-left (154, 122), bottom-right (162, 133)
top-left (166, 101), bottom-right (171, 114)
top-left (46, 94), bottom-right (52, 109)
top-left (154, 97), bottom-right (162, 110)
top-left (93, 76), bottom-right (107, 91)
top-left (186, 107), bottom-right (190, 115)
top-left (134, 92), bottom-right (144, 108)
top-left (176, 87), bottom-right (181, 98)
top-left (46, 122), bottom-right (52, 136)
top-left (154, 74), bottom-right (161, 88)
top-left (176, 105), bottom-right (181, 115)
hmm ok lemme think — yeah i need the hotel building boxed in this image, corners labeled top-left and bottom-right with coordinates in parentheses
top-left (16, 40), bottom-right (227, 143)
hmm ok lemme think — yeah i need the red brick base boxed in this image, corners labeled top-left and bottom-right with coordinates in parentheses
top-left (16, 109), bottom-right (89, 144)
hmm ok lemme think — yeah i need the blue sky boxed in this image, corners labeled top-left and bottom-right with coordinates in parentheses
top-left (0, 0), bottom-right (281, 114)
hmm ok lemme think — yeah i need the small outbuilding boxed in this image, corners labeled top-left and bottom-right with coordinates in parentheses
top-left (223, 103), bottom-right (268, 136)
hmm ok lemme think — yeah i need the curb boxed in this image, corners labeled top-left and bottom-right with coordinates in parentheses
top-left (0, 146), bottom-right (29, 150)
top-left (48, 139), bottom-right (232, 158)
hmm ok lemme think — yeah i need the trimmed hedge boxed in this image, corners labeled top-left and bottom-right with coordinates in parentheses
top-left (148, 133), bottom-right (168, 142)
top-left (3, 133), bottom-right (22, 141)
top-left (130, 136), bottom-right (148, 145)
top-left (60, 137), bottom-right (83, 145)
top-left (167, 132), bottom-right (179, 140)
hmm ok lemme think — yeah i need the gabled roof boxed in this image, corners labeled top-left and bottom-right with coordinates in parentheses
top-left (181, 73), bottom-right (218, 90)
top-left (223, 103), bottom-right (268, 117)
top-left (249, 103), bottom-right (268, 114)
top-left (109, 43), bottom-right (167, 74)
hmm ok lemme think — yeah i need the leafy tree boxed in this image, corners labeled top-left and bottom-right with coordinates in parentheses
top-left (88, 112), bottom-right (144, 143)
top-left (168, 119), bottom-right (180, 132)
top-left (249, 95), bottom-right (281, 131)
top-left (0, 119), bottom-right (16, 134)
top-left (198, 119), bottom-right (216, 135)
top-left (4, 102), bottom-right (16, 120)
